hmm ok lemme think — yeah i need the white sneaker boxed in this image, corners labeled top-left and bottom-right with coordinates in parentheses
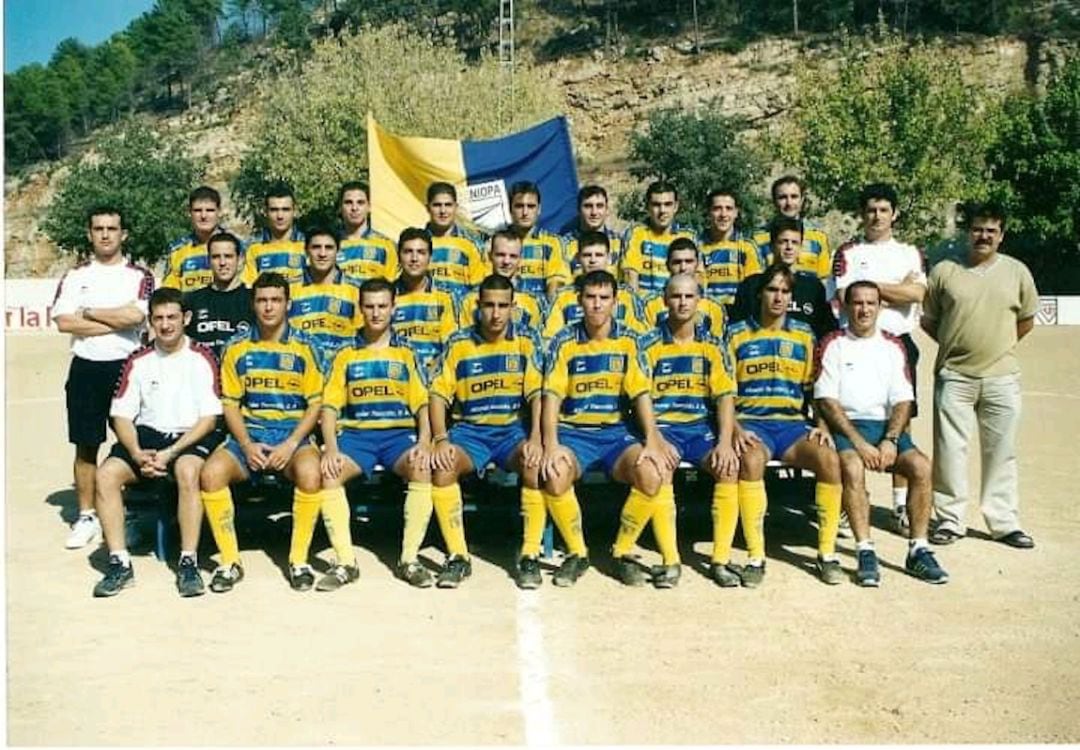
top-left (837, 510), bottom-right (854, 539)
top-left (65, 514), bottom-right (101, 550)
top-left (892, 506), bottom-right (910, 535)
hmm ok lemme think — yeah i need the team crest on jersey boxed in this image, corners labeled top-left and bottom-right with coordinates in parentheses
top-left (289, 255), bottom-right (302, 268)
top-left (388, 362), bottom-right (404, 379)
top-left (328, 298), bottom-right (341, 315)
top-left (506, 356), bottom-right (520, 372)
top-left (609, 355), bottom-right (625, 371)
top-left (779, 341), bottom-right (794, 358)
top-left (693, 358), bottom-right (704, 373)
top-left (426, 307), bottom-right (439, 321)
top-left (280, 353), bottom-right (295, 370)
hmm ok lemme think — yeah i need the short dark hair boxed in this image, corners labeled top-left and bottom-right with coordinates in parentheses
top-left (397, 226), bottom-right (432, 254)
top-left (578, 269), bottom-right (618, 295)
top-left (510, 181), bottom-right (541, 203)
top-left (359, 276), bottom-right (395, 301)
top-left (844, 279), bottom-right (881, 305)
top-left (965, 201), bottom-right (1007, 230)
top-left (478, 274), bottom-right (515, 298)
top-left (577, 229), bottom-right (610, 253)
top-left (264, 181), bottom-right (295, 203)
top-left (426, 182), bottom-right (457, 204)
top-left (207, 231), bottom-right (242, 255)
top-left (337, 180), bottom-right (370, 205)
top-left (149, 287), bottom-right (185, 313)
top-left (705, 187), bottom-right (740, 207)
top-left (771, 175), bottom-right (804, 201)
top-left (189, 185), bottom-right (221, 207)
top-left (646, 180), bottom-right (678, 202)
top-left (86, 205), bottom-right (125, 229)
top-left (252, 271), bottom-right (290, 300)
top-left (769, 216), bottom-right (803, 246)
top-left (667, 237), bottom-right (699, 266)
top-left (858, 182), bottom-right (899, 212)
top-left (757, 262), bottom-right (795, 303)
top-left (578, 185), bottom-right (608, 205)
top-left (304, 226), bottom-right (339, 249)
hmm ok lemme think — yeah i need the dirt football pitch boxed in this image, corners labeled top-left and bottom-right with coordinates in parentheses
top-left (5, 329), bottom-right (1080, 745)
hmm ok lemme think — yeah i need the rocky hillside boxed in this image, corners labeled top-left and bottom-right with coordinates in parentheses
top-left (4, 34), bottom-right (1073, 278)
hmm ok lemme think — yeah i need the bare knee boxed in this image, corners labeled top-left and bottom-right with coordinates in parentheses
top-left (632, 463), bottom-right (663, 496)
top-left (432, 469), bottom-right (457, 488)
top-left (839, 453), bottom-right (865, 489)
top-left (903, 451), bottom-right (931, 484)
top-left (173, 457), bottom-right (202, 492)
top-left (200, 455), bottom-right (233, 493)
top-left (739, 448), bottom-right (767, 481)
top-left (816, 448), bottom-right (841, 484)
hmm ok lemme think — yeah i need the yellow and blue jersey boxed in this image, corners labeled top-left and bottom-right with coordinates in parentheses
top-left (754, 219), bottom-right (832, 280)
top-left (543, 284), bottom-right (648, 339)
top-left (457, 285), bottom-right (547, 334)
top-left (620, 223), bottom-right (696, 296)
top-left (220, 326), bottom-right (323, 431)
top-left (161, 229), bottom-right (225, 292)
top-left (517, 228), bottom-right (570, 297)
top-left (241, 227), bottom-right (306, 286)
top-left (428, 224), bottom-right (488, 299)
top-left (644, 292), bottom-right (726, 338)
top-left (338, 226), bottom-right (397, 283)
top-left (322, 333), bottom-right (427, 431)
top-left (699, 231), bottom-right (764, 305)
top-left (640, 323), bottom-right (735, 425)
top-left (725, 317), bottom-right (815, 422)
top-left (562, 226), bottom-right (624, 279)
top-left (390, 275), bottom-right (458, 379)
top-left (543, 321), bottom-right (651, 427)
top-left (430, 324), bottom-right (543, 428)
top-left (288, 268), bottom-right (362, 370)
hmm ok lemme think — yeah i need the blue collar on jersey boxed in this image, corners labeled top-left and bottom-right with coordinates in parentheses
top-left (571, 318), bottom-right (630, 343)
top-left (468, 321), bottom-right (518, 343)
top-left (248, 323), bottom-right (299, 344)
top-left (355, 330), bottom-right (408, 349)
top-left (301, 266), bottom-right (344, 286)
top-left (659, 318), bottom-right (709, 344)
top-left (393, 274), bottom-right (435, 295)
top-left (254, 226), bottom-right (305, 243)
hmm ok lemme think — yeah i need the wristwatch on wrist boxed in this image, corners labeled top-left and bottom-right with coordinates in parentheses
top-left (883, 434), bottom-right (899, 446)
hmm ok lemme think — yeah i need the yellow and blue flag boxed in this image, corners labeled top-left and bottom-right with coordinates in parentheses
top-left (368, 114), bottom-right (579, 242)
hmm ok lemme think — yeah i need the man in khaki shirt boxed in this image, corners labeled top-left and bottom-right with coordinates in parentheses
top-left (921, 202), bottom-right (1038, 549)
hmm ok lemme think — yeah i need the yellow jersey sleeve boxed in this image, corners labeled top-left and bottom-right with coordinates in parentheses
top-left (322, 348), bottom-right (349, 412)
top-left (429, 340), bottom-right (460, 405)
top-left (406, 348), bottom-right (429, 414)
top-left (220, 343), bottom-right (243, 404)
top-left (299, 342), bottom-right (324, 404)
top-left (623, 336), bottom-right (651, 400)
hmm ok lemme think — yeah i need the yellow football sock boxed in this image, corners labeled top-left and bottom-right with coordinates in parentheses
top-left (738, 480), bottom-right (768, 561)
top-left (649, 484), bottom-right (680, 565)
top-left (401, 481), bottom-right (433, 563)
top-left (711, 481), bottom-right (740, 564)
top-left (289, 488), bottom-right (322, 566)
top-left (520, 487), bottom-right (546, 558)
top-left (544, 488), bottom-right (587, 556)
top-left (816, 482), bottom-right (843, 558)
top-left (611, 487), bottom-right (653, 558)
top-left (432, 483), bottom-right (468, 558)
top-left (202, 487), bottom-right (240, 566)
top-left (320, 486), bottom-right (356, 567)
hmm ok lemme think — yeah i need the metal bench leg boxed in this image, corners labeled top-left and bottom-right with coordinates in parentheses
top-left (542, 519), bottom-right (554, 559)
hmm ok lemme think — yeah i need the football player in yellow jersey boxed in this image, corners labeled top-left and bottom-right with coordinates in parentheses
top-left (457, 230), bottom-right (547, 334)
top-left (425, 182), bottom-right (488, 299)
top-left (507, 181), bottom-right (571, 300)
top-left (543, 230), bottom-right (648, 339)
top-left (540, 270), bottom-right (679, 587)
top-left (621, 180), bottom-right (696, 296)
top-left (241, 182), bottom-right (307, 286)
top-left (336, 180), bottom-right (398, 283)
top-left (288, 228), bottom-right (362, 372)
top-left (753, 175), bottom-right (832, 280)
top-left (429, 275), bottom-right (545, 589)
top-left (561, 185), bottom-right (625, 278)
top-left (199, 272), bottom-right (327, 593)
top-left (725, 263), bottom-right (844, 587)
top-left (320, 277), bottom-right (436, 589)
top-left (639, 274), bottom-right (740, 588)
top-left (699, 188), bottom-right (764, 306)
top-left (162, 186), bottom-right (227, 292)
top-left (642, 238), bottom-right (726, 337)
top-left (391, 227), bottom-right (459, 379)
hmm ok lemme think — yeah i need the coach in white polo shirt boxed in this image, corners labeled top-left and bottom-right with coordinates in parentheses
top-left (815, 280), bottom-right (948, 587)
top-left (91, 288), bottom-right (223, 598)
top-left (52, 206), bottom-right (154, 551)
top-left (832, 183), bottom-right (926, 533)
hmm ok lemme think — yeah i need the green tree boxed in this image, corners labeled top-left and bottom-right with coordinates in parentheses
top-left (4, 65), bottom-right (71, 166)
top-left (42, 121), bottom-right (206, 263)
top-left (985, 56), bottom-right (1080, 293)
top-left (620, 104), bottom-right (766, 231)
top-left (230, 23), bottom-right (557, 224)
top-left (775, 30), bottom-right (999, 245)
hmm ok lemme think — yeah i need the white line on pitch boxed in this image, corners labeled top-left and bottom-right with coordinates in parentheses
top-left (1026, 391), bottom-right (1080, 400)
top-left (516, 592), bottom-right (558, 746)
top-left (6, 396), bottom-right (62, 405)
